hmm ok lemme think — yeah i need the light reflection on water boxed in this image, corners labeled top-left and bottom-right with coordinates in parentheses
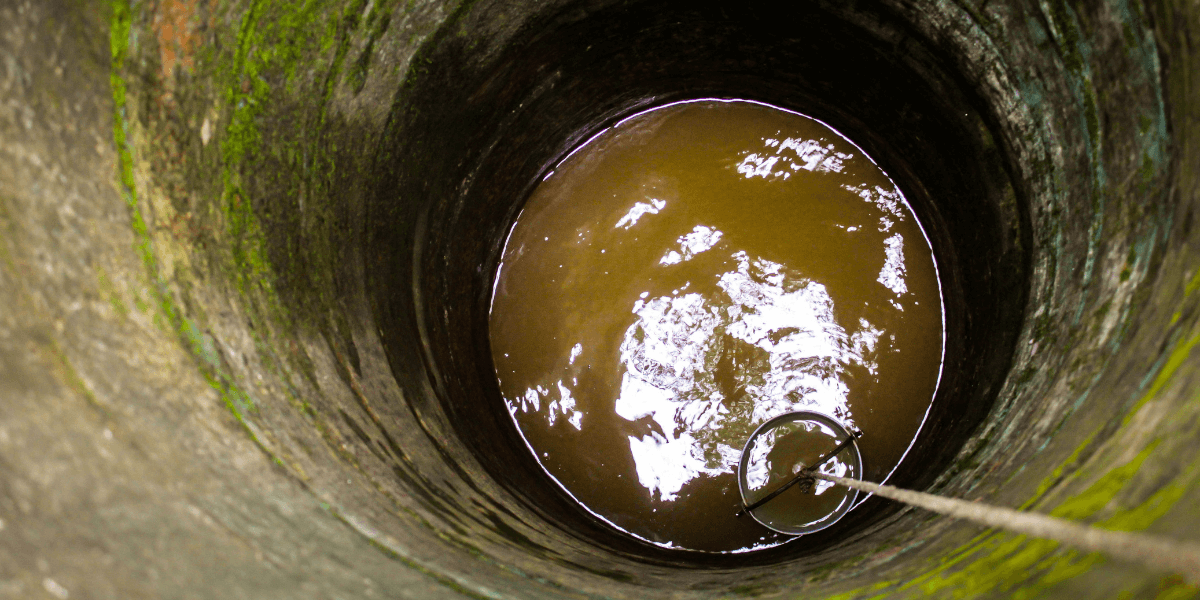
top-left (613, 246), bottom-right (873, 502)
top-left (490, 99), bottom-right (943, 552)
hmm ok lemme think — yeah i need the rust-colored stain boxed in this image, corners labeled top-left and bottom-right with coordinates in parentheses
top-left (152, 0), bottom-right (202, 81)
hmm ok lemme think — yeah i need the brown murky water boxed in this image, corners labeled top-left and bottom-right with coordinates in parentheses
top-left (489, 99), bottom-right (944, 552)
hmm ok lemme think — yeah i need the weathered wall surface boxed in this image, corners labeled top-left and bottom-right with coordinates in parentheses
top-left (0, 0), bottom-right (1198, 598)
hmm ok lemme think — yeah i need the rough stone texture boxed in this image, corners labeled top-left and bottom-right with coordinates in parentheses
top-left (0, 0), bottom-right (1198, 598)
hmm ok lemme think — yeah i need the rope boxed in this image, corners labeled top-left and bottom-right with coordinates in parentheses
top-left (811, 472), bottom-right (1200, 584)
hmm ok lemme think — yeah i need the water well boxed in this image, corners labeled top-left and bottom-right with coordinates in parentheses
top-left (1, 0), bottom-right (1198, 597)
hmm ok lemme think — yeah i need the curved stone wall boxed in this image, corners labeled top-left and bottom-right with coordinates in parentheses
top-left (0, 0), bottom-right (1197, 597)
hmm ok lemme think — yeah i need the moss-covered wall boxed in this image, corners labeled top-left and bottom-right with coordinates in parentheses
top-left (1, 0), bottom-right (1199, 597)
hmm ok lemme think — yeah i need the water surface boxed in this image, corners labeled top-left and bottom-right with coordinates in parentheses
top-left (489, 99), bottom-right (944, 552)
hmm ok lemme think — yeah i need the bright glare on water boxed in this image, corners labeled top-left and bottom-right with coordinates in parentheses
top-left (489, 99), bottom-right (944, 552)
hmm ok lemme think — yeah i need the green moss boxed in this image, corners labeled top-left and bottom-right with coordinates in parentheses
top-left (46, 339), bottom-right (112, 418)
top-left (1154, 577), bottom-right (1199, 600)
top-left (219, 0), bottom-right (328, 305)
top-left (1021, 430), bottom-right (1098, 509)
top-left (132, 285), bottom-right (149, 314)
top-left (1048, 442), bottom-right (1157, 521)
top-left (96, 267), bottom-right (129, 318)
top-left (206, 0), bottom-right (399, 348)
top-left (1032, 311), bottom-right (1057, 345)
top-left (1141, 150), bottom-right (1156, 186)
top-left (0, 196), bottom-right (19, 275)
top-left (1015, 366), bottom-right (1039, 386)
top-left (1122, 22), bottom-right (1137, 54)
top-left (1101, 476), bottom-right (1186, 532)
top-left (1044, 0), bottom-right (1084, 76)
top-left (887, 444), bottom-right (1160, 598)
top-left (825, 414), bottom-right (1198, 600)
top-left (951, 0), bottom-right (1000, 39)
top-left (1082, 81), bottom-right (1101, 149)
top-left (111, 0), bottom-right (270, 451)
top-left (1125, 329), bottom-right (1200, 423)
top-left (112, 0), bottom-right (498, 569)
top-left (822, 580), bottom-right (892, 600)
top-left (1184, 269), bottom-right (1200, 299)
top-left (348, 0), bottom-right (397, 93)
top-left (1120, 244), bottom-right (1138, 282)
top-left (194, 0), bottom-right (385, 402)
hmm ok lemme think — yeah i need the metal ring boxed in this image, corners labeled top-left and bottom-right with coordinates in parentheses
top-left (737, 410), bottom-right (863, 535)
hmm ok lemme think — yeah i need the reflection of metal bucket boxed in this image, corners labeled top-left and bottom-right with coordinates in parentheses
top-left (738, 411), bottom-right (863, 535)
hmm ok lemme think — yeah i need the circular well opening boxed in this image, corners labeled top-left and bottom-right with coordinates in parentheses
top-left (488, 97), bottom-right (946, 552)
top-left (368, 0), bottom-right (1030, 568)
